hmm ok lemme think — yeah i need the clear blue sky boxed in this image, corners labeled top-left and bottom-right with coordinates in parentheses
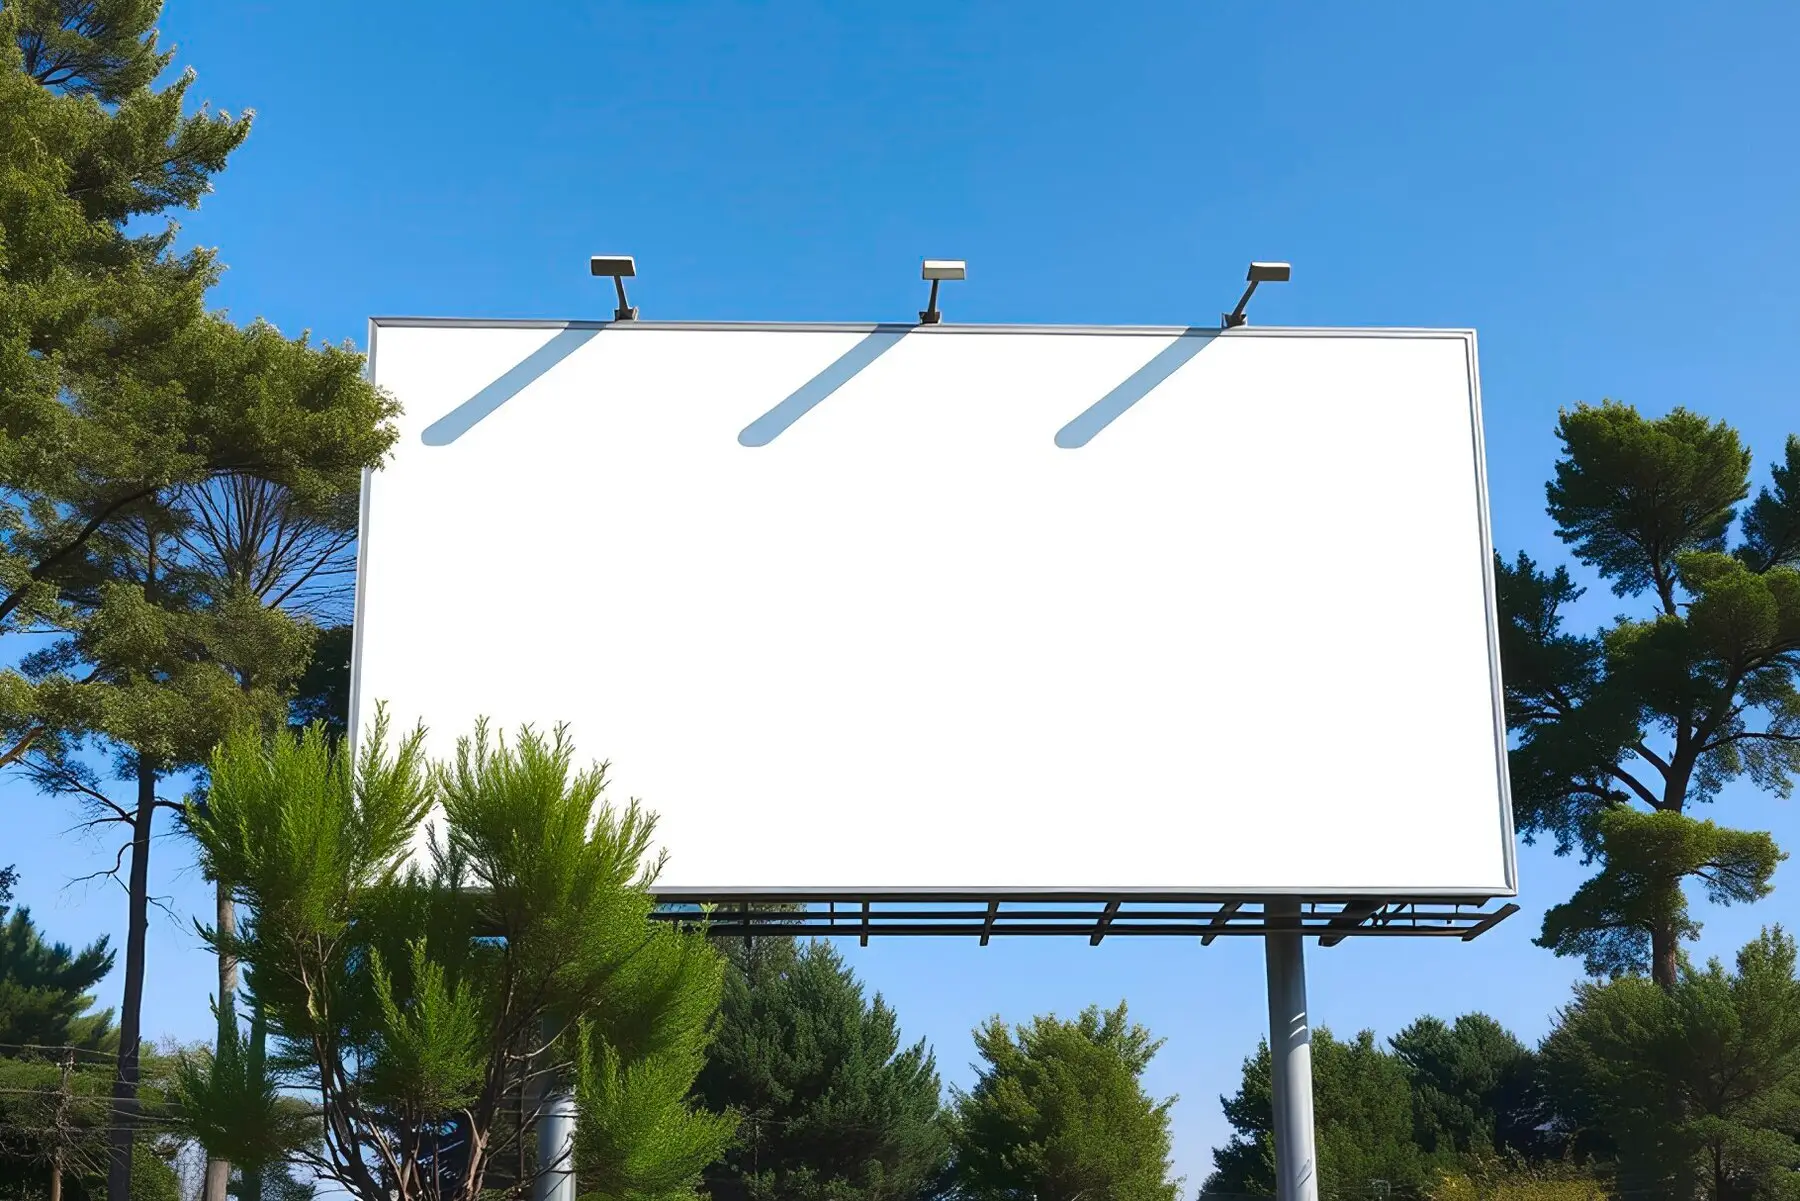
top-left (6, 1), bottom-right (1799, 1190)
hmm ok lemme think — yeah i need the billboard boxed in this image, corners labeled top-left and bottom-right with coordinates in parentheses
top-left (353, 320), bottom-right (1515, 900)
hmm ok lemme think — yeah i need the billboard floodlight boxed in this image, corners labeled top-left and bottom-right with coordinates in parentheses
top-left (1224, 260), bottom-right (1291, 328)
top-left (919, 259), bottom-right (966, 324)
top-left (590, 255), bottom-right (639, 321)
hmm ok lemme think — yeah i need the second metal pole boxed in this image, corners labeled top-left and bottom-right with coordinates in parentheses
top-left (531, 1015), bottom-right (577, 1201)
top-left (1265, 899), bottom-right (1319, 1201)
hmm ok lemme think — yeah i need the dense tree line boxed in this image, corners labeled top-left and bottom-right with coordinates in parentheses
top-left (1205, 927), bottom-right (1800, 1199)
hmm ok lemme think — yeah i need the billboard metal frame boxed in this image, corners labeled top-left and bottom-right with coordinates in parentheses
top-left (358, 317), bottom-right (1519, 929)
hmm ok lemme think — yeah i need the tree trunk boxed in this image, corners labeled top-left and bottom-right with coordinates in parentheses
top-left (204, 881), bottom-right (240, 1201)
top-left (241, 998), bottom-right (268, 1201)
top-left (1651, 916), bottom-right (1679, 990)
top-left (106, 759), bottom-right (157, 1201)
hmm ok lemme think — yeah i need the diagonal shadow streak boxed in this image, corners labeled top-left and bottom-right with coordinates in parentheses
top-left (421, 326), bottom-right (602, 446)
top-left (1053, 328), bottom-right (1216, 448)
top-left (738, 325), bottom-right (912, 447)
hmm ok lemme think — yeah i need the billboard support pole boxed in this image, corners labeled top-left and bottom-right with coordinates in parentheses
top-left (531, 1015), bottom-right (577, 1201)
top-left (1265, 898), bottom-right (1319, 1201)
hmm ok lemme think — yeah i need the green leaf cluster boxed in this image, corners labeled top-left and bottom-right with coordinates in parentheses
top-left (948, 1002), bottom-right (1178, 1201)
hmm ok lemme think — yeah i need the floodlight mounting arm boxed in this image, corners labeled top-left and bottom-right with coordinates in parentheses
top-left (612, 276), bottom-right (638, 322)
top-left (920, 279), bottom-right (943, 325)
top-left (1223, 280), bottom-right (1260, 329)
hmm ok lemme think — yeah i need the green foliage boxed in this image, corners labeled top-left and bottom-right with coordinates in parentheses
top-left (1207, 1028), bottom-right (1439, 1198)
top-left (1497, 402), bottom-right (1799, 985)
top-left (949, 1002), bottom-right (1178, 1201)
top-left (367, 938), bottom-right (485, 1118)
top-left (187, 719), bottom-right (730, 1201)
top-left (693, 938), bottom-right (947, 1201)
top-left (577, 1029), bottom-right (738, 1201)
top-left (1427, 1153), bottom-right (1611, 1201)
top-left (1545, 404), bottom-right (1750, 604)
top-left (289, 624), bottom-right (352, 739)
top-left (1389, 1014), bottom-right (1541, 1160)
top-left (0, 904), bottom-right (116, 1052)
top-left (171, 1007), bottom-right (314, 1171)
top-left (1537, 808), bottom-right (1782, 978)
top-left (0, 1043), bottom-right (181, 1201)
top-left (127, 1140), bottom-right (181, 1201)
top-left (10, 0), bottom-right (165, 101)
top-left (1540, 926), bottom-right (1800, 1199)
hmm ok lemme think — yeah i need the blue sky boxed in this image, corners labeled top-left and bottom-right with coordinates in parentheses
top-left (6, 0), bottom-right (1799, 1189)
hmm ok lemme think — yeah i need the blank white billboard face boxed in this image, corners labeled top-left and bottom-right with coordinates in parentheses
top-left (355, 322), bottom-right (1514, 899)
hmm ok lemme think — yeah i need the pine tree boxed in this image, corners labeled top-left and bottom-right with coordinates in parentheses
top-left (1540, 926), bottom-right (1800, 1199)
top-left (0, 903), bottom-right (117, 1053)
top-left (1496, 404), bottom-right (1799, 987)
top-left (949, 1002), bottom-right (1178, 1201)
top-left (0, 891), bottom-right (124, 1201)
top-left (1206, 1028), bottom-right (1437, 1198)
top-left (184, 718), bottom-right (735, 1201)
top-left (692, 938), bottom-right (947, 1201)
top-left (2, 6), bottom-right (399, 1196)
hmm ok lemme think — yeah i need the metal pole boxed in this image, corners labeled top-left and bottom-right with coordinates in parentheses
top-left (1265, 899), bottom-right (1318, 1201)
top-left (531, 1016), bottom-right (577, 1201)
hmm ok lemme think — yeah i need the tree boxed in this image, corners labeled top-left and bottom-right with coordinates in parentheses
top-left (2, 6), bottom-right (399, 1196)
top-left (692, 938), bottom-right (947, 1201)
top-left (0, 893), bottom-right (117, 1201)
top-left (0, 903), bottom-right (117, 1053)
top-left (1206, 1028), bottom-right (1436, 1199)
top-left (1388, 1014), bottom-right (1543, 1161)
top-left (1496, 404), bottom-right (1799, 987)
top-left (1539, 926), bottom-right (1800, 1200)
top-left (184, 718), bottom-right (735, 1201)
top-left (948, 1002), bottom-right (1178, 1201)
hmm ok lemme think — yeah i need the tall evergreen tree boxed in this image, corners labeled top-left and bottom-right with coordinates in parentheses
top-left (1, 5), bottom-right (398, 1197)
top-left (0, 904), bottom-right (117, 1053)
top-left (949, 1002), bottom-right (1178, 1201)
top-left (693, 938), bottom-right (947, 1201)
top-left (1496, 404), bottom-right (1798, 987)
top-left (0, 890), bottom-right (126, 1201)
top-left (1539, 927), bottom-right (1800, 1200)
top-left (1206, 1028), bottom-right (1437, 1199)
